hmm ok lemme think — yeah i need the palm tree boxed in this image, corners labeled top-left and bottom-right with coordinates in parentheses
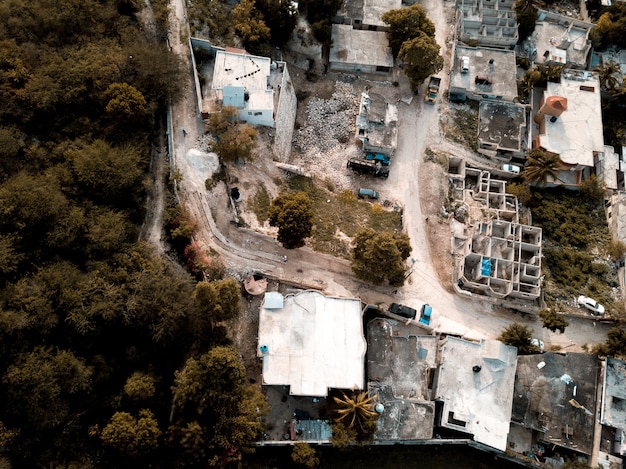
top-left (594, 60), bottom-right (621, 93)
top-left (522, 149), bottom-right (561, 187)
top-left (332, 390), bottom-right (378, 436)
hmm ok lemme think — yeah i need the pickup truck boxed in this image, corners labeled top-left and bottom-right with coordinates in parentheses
top-left (425, 76), bottom-right (441, 104)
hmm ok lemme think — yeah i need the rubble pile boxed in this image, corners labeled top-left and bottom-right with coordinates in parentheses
top-left (293, 81), bottom-right (360, 190)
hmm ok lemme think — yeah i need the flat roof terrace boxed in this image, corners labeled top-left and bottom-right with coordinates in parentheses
top-left (258, 291), bottom-right (366, 397)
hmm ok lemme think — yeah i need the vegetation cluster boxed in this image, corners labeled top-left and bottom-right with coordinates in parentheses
top-left (0, 1), bottom-right (268, 467)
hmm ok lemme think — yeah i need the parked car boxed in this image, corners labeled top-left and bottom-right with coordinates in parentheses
top-left (531, 338), bottom-right (544, 352)
top-left (419, 304), bottom-right (432, 326)
top-left (501, 164), bottom-right (521, 174)
top-left (461, 56), bottom-right (470, 73)
top-left (577, 295), bottom-right (605, 315)
top-left (389, 303), bottom-right (417, 320)
top-left (474, 75), bottom-right (492, 85)
top-left (357, 188), bottom-right (379, 200)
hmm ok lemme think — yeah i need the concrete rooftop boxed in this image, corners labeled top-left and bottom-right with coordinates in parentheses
top-left (538, 70), bottom-right (603, 167)
top-left (435, 337), bottom-right (518, 452)
top-left (329, 24), bottom-right (394, 70)
top-left (366, 317), bottom-right (436, 441)
top-left (211, 49), bottom-right (274, 111)
top-left (450, 46), bottom-right (518, 101)
top-left (257, 290), bottom-right (366, 397)
top-left (511, 353), bottom-right (598, 455)
top-left (478, 100), bottom-right (527, 152)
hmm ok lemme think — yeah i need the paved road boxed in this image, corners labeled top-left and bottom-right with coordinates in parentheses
top-left (164, 0), bottom-right (611, 349)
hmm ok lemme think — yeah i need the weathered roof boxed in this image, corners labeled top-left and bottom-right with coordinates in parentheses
top-left (329, 24), bottom-right (393, 69)
top-left (435, 337), bottom-right (518, 451)
top-left (212, 49), bottom-right (274, 111)
top-left (258, 290), bottom-right (366, 397)
top-left (512, 353), bottom-right (598, 455)
top-left (478, 100), bottom-right (527, 152)
top-left (450, 46), bottom-right (518, 100)
top-left (601, 357), bottom-right (626, 429)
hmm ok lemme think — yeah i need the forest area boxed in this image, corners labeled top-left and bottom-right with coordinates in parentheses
top-left (0, 0), bottom-right (268, 467)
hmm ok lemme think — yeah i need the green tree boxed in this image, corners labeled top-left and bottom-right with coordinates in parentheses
top-left (398, 32), bottom-right (444, 92)
top-left (292, 442), bottom-right (319, 468)
top-left (382, 4), bottom-right (436, 57)
top-left (84, 206), bottom-right (131, 255)
top-left (332, 390), bottom-right (378, 440)
top-left (104, 82), bottom-right (147, 120)
top-left (232, 0), bottom-right (271, 55)
top-left (124, 371), bottom-right (157, 401)
top-left (579, 174), bottom-right (605, 207)
top-left (3, 347), bottom-right (92, 431)
top-left (209, 385), bottom-right (269, 457)
top-left (100, 409), bottom-right (161, 457)
top-left (206, 105), bottom-right (258, 162)
top-left (256, 0), bottom-right (298, 47)
top-left (329, 422), bottom-right (357, 448)
top-left (522, 149), bottom-right (561, 187)
top-left (592, 327), bottom-right (626, 358)
top-left (506, 182), bottom-right (533, 206)
top-left (539, 309), bottom-right (569, 333)
top-left (515, 0), bottom-right (539, 42)
top-left (172, 346), bottom-right (247, 416)
top-left (67, 139), bottom-right (145, 203)
top-left (591, 3), bottom-right (626, 48)
top-left (497, 322), bottom-right (537, 354)
top-left (268, 192), bottom-right (314, 249)
top-left (594, 60), bottom-right (621, 93)
top-left (351, 229), bottom-right (411, 287)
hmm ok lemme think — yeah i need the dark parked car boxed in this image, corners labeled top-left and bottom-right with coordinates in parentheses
top-left (389, 303), bottom-right (417, 320)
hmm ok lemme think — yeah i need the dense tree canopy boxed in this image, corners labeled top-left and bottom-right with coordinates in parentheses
top-left (398, 32), bottom-right (444, 92)
top-left (206, 105), bottom-right (258, 162)
top-left (268, 192), bottom-right (314, 249)
top-left (498, 323), bottom-right (538, 354)
top-left (0, 0), bottom-right (259, 467)
top-left (382, 4), bottom-right (436, 57)
top-left (592, 2), bottom-right (626, 49)
top-left (351, 229), bottom-right (411, 286)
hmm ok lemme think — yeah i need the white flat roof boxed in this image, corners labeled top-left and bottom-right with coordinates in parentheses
top-left (436, 337), bottom-right (517, 451)
top-left (538, 70), bottom-right (604, 166)
top-left (258, 290), bottom-right (366, 396)
top-left (212, 50), bottom-right (274, 111)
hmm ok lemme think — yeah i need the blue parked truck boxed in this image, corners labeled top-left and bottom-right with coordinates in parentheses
top-left (365, 152), bottom-right (390, 166)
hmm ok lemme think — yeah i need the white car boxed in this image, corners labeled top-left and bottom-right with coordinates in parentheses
top-left (501, 164), bottom-right (521, 174)
top-left (577, 295), bottom-right (605, 315)
top-left (531, 338), bottom-right (544, 352)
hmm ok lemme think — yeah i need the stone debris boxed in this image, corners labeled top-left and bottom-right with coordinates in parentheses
top-left (292, 81), bottom-right (361, 191)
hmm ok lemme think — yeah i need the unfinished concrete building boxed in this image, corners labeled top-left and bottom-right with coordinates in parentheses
top-left (531, 10), bottom-right (594, 69)
top-left (355, 90), bottom-right (398, 155)
top-left (458, 219), bottom-right (542, 300)
top-left (455, 0), bottom-right (518, 49)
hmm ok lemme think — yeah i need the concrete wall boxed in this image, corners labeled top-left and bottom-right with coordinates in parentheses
top-left (329, 62), bottom-right (384, 74)
top-left (273, 64), bottom-right (297, 162)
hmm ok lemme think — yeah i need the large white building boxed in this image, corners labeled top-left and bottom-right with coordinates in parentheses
top-left (257, 290), bottom-right (367, 397)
